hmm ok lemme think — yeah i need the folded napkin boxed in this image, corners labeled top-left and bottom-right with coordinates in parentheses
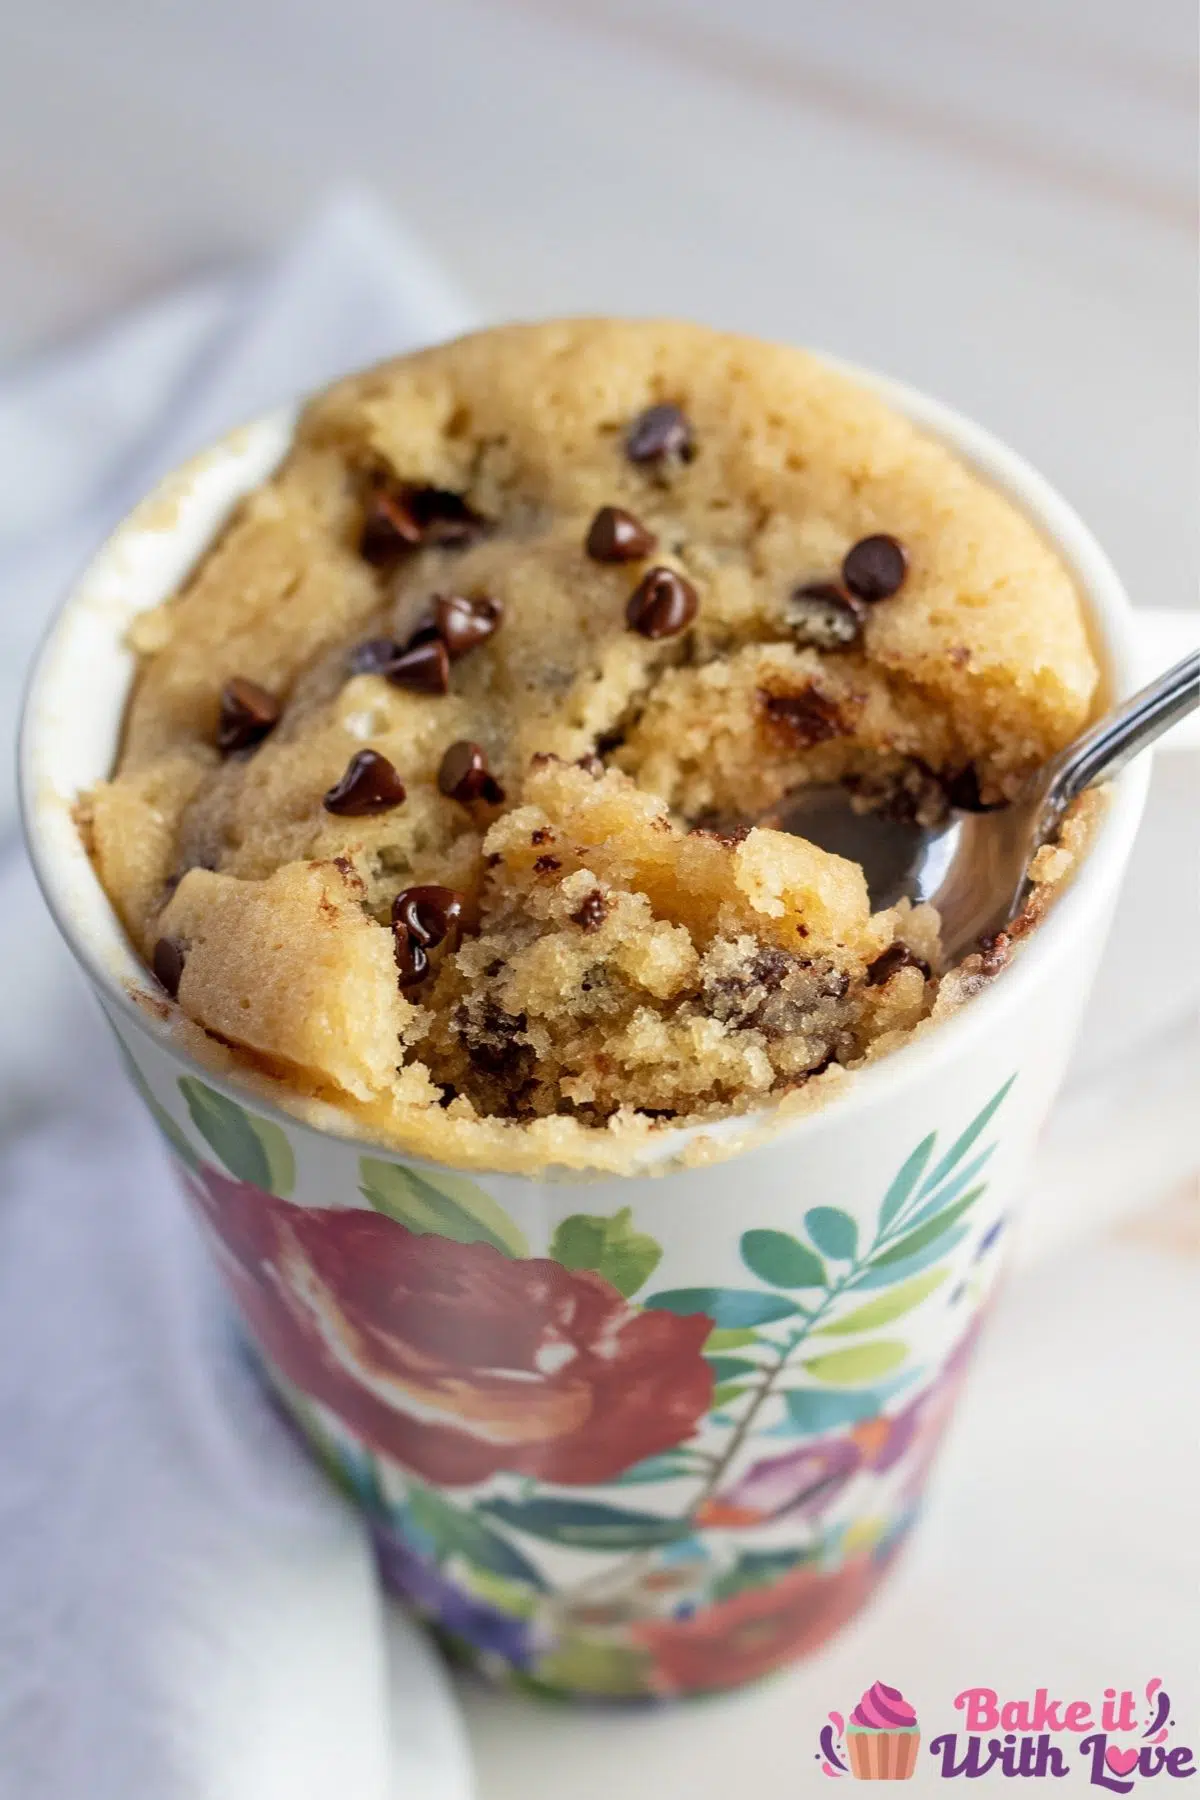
top-left (0, 194), bottom-right (476, 1800)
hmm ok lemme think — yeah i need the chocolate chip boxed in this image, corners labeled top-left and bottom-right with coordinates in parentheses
top-left (461, 1001), bottom-right (531, 1080)
top-left (392, 884), bottom-right (464, 949)
top-left (411, 488), bottom-right (487, 547)
top-left (572, 889), bottom-right (609, 932)
top-left (393, 933), bottom-right (429, 986)
top-left (842, 534), bottom-right (908, 603)
top-left (359, 481), bottom-right (486, 564)
top-left (943, 764), bottom-right (1007, 813)
top-left (761, 685), bottom-right (845, 747)
top-left (626, 566), bottom-right (699, 639)
top-left (323, 750), bottom-right (407, 815)
top-left (586, 506), bottom-right (657, 562)
top-left (533, 854), bottom-right (561, 873)
top-left (385, 637), bottom-right (451, 694)
top-left (152, 936), bottom-right (186, 998)
top-left (437, 740), bottom-right (504, 805)
top-left (217, 678), bottom-right (280, 755)
top-left (785, 582), bottom-right (864, 650)
top-left (866, 942), bottom-right (931, 986)
top-left (429, 592), bottom-right (503, 660)
top-left (625, 404), bottom-right (694, 466)
top-left (359, 486), bottom-right (423, 563)
top-left (391, 884), bottom-right (463, 986)
top-left (349, 637), bottom-right (404, 677)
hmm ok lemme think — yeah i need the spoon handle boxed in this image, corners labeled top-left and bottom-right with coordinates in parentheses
top-left (1041, 649), bottom-right (1200, 821)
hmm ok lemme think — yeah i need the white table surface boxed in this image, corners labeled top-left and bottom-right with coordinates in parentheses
top-left (1, 2), bottom-right (1196, 1793)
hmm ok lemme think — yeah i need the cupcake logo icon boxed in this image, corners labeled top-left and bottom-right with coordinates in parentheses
top-left (820, 1683), bottom-right (921, 1780)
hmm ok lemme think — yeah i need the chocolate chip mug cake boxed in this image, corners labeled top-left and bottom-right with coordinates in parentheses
top-left (84, 321), bottom-right (1100, 1172)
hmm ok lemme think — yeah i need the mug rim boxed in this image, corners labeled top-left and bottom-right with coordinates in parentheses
top-left (18, 354), bottom-right (1151, 1181)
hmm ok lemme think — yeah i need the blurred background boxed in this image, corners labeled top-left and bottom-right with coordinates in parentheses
top-left (0, 3), bottom-right (1196, 1796)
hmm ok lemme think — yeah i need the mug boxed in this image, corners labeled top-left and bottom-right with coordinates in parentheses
top-left (18, 362), bottom-right (1182, 1700)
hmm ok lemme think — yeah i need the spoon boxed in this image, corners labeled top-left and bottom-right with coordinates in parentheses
top-left (764, 651), bottom-right (1199, 962)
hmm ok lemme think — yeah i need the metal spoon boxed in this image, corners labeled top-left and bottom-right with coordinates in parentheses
top-left (764, 651), bottom-right (1199, 962)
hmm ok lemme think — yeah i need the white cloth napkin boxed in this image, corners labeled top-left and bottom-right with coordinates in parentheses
top-left (0, 194), bottom-right (477, 1800)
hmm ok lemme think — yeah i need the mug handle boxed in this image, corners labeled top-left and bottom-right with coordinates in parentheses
top-left (1134, 608), bottom-right (1200, 749)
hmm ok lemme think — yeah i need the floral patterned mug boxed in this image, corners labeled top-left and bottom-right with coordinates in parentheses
top-left (20, 366), bottom-right (1153, 1699)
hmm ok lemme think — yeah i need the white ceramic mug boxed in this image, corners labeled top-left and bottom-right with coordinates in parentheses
top-left (18, 367), bottom-right (1192, 1700)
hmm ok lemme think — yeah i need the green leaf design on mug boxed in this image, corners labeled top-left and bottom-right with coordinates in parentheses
top-left (710, 1546), bottom-right (816, 1601)
top-left (178, 1077), bottom-right (295, 1195)
top-left (899, 1148), bottom-right (995, 1230)
top-left (876, 1133), bottom-right (936, 1232)
top-left (479, 1495), bottom-right (689, 1551)
top-left (803, 1340), bottom-right (908, 1385)
top-left (916, 1073), bottom-right (1016, 1197)
top-left (709, 1380), bottom-right (752, 1410)
top-left (704, 1326), bottom-right (761, 1351)
top-left (359, 1158), bottom-right (528, 1257)
top-left (704, 1354), bottom-right (762, 1383)
top-left (549, 1206), bottom-right (662, 1297)
top-left (739, 1229), bottom-right (826, 1290)
top-left (403, 1483), bottom-right (549, 1588)
top-left (850, 1224), bottom-right (971, 1290)
top-left (534, 1637), bottom-right (651, 1697)
top-left (645, 1288), bottom-right (802, 1328)
top-left (815, 1267), bottom-right (949, 1335)
top-left (868, 1188), bottom-right (984, 1269)
top-left (607, 1449), bottom-right (707, 1484)
top-left (775, 1384), bottom-right (897, 1433)
top-left (803, 1206), bottom-right (859, 1261)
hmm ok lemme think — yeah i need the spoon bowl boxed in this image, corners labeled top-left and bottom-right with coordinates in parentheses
top-left (764, 651), bottom-right (1199, 961)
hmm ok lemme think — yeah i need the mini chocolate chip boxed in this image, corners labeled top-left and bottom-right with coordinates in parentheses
top-left (348, 636), bottom-right (404, 677)
top-left (842, 534), bottom-right (908, 603)
top-left (411, 487), bottom-right (487, 547)
top-left (943, 764), bottom-right (1007, 813)
top-left (761, 685), bottom-right (845, 747)
top-left (572, 889), bottom-right (609, 932)
top-left (393, 932), bottom-right (430, 986)
top-left (866, 942), bottom-right (931, 986)
top-left (586, 506), bottom-right (657, 562)
top-left (152, 936), bottom-right (186, 998)
top-left (626, 566), bottom-right (699, 639)
top-left (625, 403), bottom-right (694, 466)
top-left (533, 854), bottom-right (561, 873)
top-left (359, 487), bottom-right (423, 563)
top-left (391, 884), bottom-right (463, 986)
top-left (437, 740), bottom-right (504, 805)
top-left (392, 884), bottom-right (464, 950)
top-left (359, 482), bottom-right (486, 564)
top-left (785, 582), bottom-right (864, 650)
top-left (431, 592), bottom-right (503, 660)
top-left (217, 678), bottom-right (280, 754)
top-left (323, 750), bottom-right (407, 815)
top-left (530, 827), bottom-right (552, 845)
top-left (385, 637), bottom-right (451, 694)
